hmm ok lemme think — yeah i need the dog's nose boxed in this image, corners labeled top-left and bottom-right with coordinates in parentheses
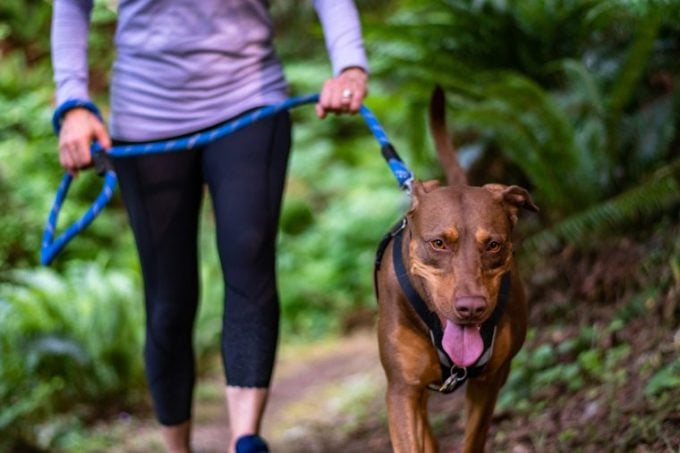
top-left (455, 296), bottom-right (487, 320)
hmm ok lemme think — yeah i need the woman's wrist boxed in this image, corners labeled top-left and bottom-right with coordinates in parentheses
top-left (52, 99), bottom-right (103, 135)
top-left (340, 66), bottom-right (368, 81)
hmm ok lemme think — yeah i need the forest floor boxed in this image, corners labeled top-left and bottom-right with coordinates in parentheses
top-left (78, 328), bottom-right (391, 453)
top-left (75, 225), bottom-right (679, 453)
top-left (81, 327), bottom-right (495, 453)
top-left (76, 321), bottom-right (678, 453)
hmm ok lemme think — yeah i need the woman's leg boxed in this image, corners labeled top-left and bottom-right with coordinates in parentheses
top-left (202, 110), bottom-right (291, 450)
top-left (113, 147), bottom-right (205, 452)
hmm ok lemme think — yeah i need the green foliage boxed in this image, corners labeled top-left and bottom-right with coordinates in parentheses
top-left (278, 171), bottom-right (403, 335)
top-left (0, 0), bottom-right (52, 58)
top-left (369, 0), bottom-right (680, 236)
top-left (0, 57), bottom-right (57, 270)
top-left (0, 263), bottom-right (144, 449)
top-left (448, 72), bottom-right (598, 214)
top-left (498, 324), bottom-right (629, 411)
top-left (645, 358), bottom-right (680, 397)
top-left (526, 159), bottom-right (680, 251)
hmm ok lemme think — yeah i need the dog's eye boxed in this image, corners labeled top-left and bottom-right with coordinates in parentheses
top-left (430, 239), bottom-right (447, 251)
top-left (486, 240), bottom-right (502, 253)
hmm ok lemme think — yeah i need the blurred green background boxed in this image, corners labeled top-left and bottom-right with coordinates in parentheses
top-left (1, 0), bottom-right (678, 451)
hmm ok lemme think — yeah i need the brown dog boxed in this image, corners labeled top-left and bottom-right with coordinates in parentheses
top-left (375, 87), bottom-right (538, 452)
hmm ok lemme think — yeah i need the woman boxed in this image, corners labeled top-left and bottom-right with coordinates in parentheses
top-left (50, 1), bottom-right (368, 452)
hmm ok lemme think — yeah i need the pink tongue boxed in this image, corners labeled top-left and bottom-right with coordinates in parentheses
top-left (442, 320), bottom-right (484, 367)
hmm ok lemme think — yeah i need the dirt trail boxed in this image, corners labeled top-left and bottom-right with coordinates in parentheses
top-left (115, 329), bottom-right (389, 453)
top-left (193, 330), bottom-right (385, 453)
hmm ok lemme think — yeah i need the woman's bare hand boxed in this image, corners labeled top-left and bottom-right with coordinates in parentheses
top-left (316, 67), bottom-right (368, 119)
top-left (58, 108), bottom-right (111, 174)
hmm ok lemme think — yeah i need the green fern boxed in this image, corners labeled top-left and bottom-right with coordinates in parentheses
top-left (524, 158), bottom-right (680, 252)
top-left (445, 72), bottom-right (604, 215)
top-left (0, 263), bottom-right (145, 430)
top-left (605, 9), bottom-right (663, 168)
top-left (369, 0), bottom-right (677, 232)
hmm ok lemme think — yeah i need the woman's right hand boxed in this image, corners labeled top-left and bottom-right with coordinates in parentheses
top-left (58, 108), bottom-right (111, 174)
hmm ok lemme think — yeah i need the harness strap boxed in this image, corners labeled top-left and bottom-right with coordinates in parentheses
top-left (374, 218), bottom-right (405, 299)
top-left (392, 225), bottom-right (444, 344)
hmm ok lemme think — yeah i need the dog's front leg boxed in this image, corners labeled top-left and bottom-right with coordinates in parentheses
top-left (386, 383), bottom-right (437, 453)
top-left (461, 363), bottom-right (511, 452)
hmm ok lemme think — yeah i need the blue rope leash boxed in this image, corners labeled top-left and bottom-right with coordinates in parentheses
top-left (41, 93), bottom-right (414, 265)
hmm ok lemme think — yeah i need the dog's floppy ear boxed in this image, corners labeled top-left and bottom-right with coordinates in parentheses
top-left (483, 183), bottom-right (539, 226)
top-left (408, 179), bottom-right (441, 214)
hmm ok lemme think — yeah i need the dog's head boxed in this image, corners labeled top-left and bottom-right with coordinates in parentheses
top-left (405, 180), bottom-right (537, 366)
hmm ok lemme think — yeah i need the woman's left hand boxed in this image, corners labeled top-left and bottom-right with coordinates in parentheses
top-left (316, 67), bottom-right (368, 119)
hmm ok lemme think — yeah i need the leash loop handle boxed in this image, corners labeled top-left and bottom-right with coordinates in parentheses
top-left (40, 150), bottom-right (118, 265)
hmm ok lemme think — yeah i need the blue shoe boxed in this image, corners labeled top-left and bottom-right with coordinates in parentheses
top-left (235, 434), bottom-right (270, 453)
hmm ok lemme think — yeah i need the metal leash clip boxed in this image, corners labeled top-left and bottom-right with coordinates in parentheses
top-left (439, 365), bottom-right (468, 393)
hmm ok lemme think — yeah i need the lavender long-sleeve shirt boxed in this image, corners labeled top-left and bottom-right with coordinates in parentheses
top-left (51, 0), bottom-right (368, 141)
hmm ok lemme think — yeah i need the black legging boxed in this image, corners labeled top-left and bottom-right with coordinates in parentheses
top-left (112, 110), bottom-right (291, 426)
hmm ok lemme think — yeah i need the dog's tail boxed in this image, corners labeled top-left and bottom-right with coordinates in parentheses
top-left (429, 86), bottom-right (468, 186)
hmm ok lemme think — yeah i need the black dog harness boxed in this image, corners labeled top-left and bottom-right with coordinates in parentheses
top-left (375, 219), bottom-right (511, 394)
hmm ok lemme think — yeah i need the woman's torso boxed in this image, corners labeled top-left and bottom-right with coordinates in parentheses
top-left (110, 0), bottom-right (288, 141)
